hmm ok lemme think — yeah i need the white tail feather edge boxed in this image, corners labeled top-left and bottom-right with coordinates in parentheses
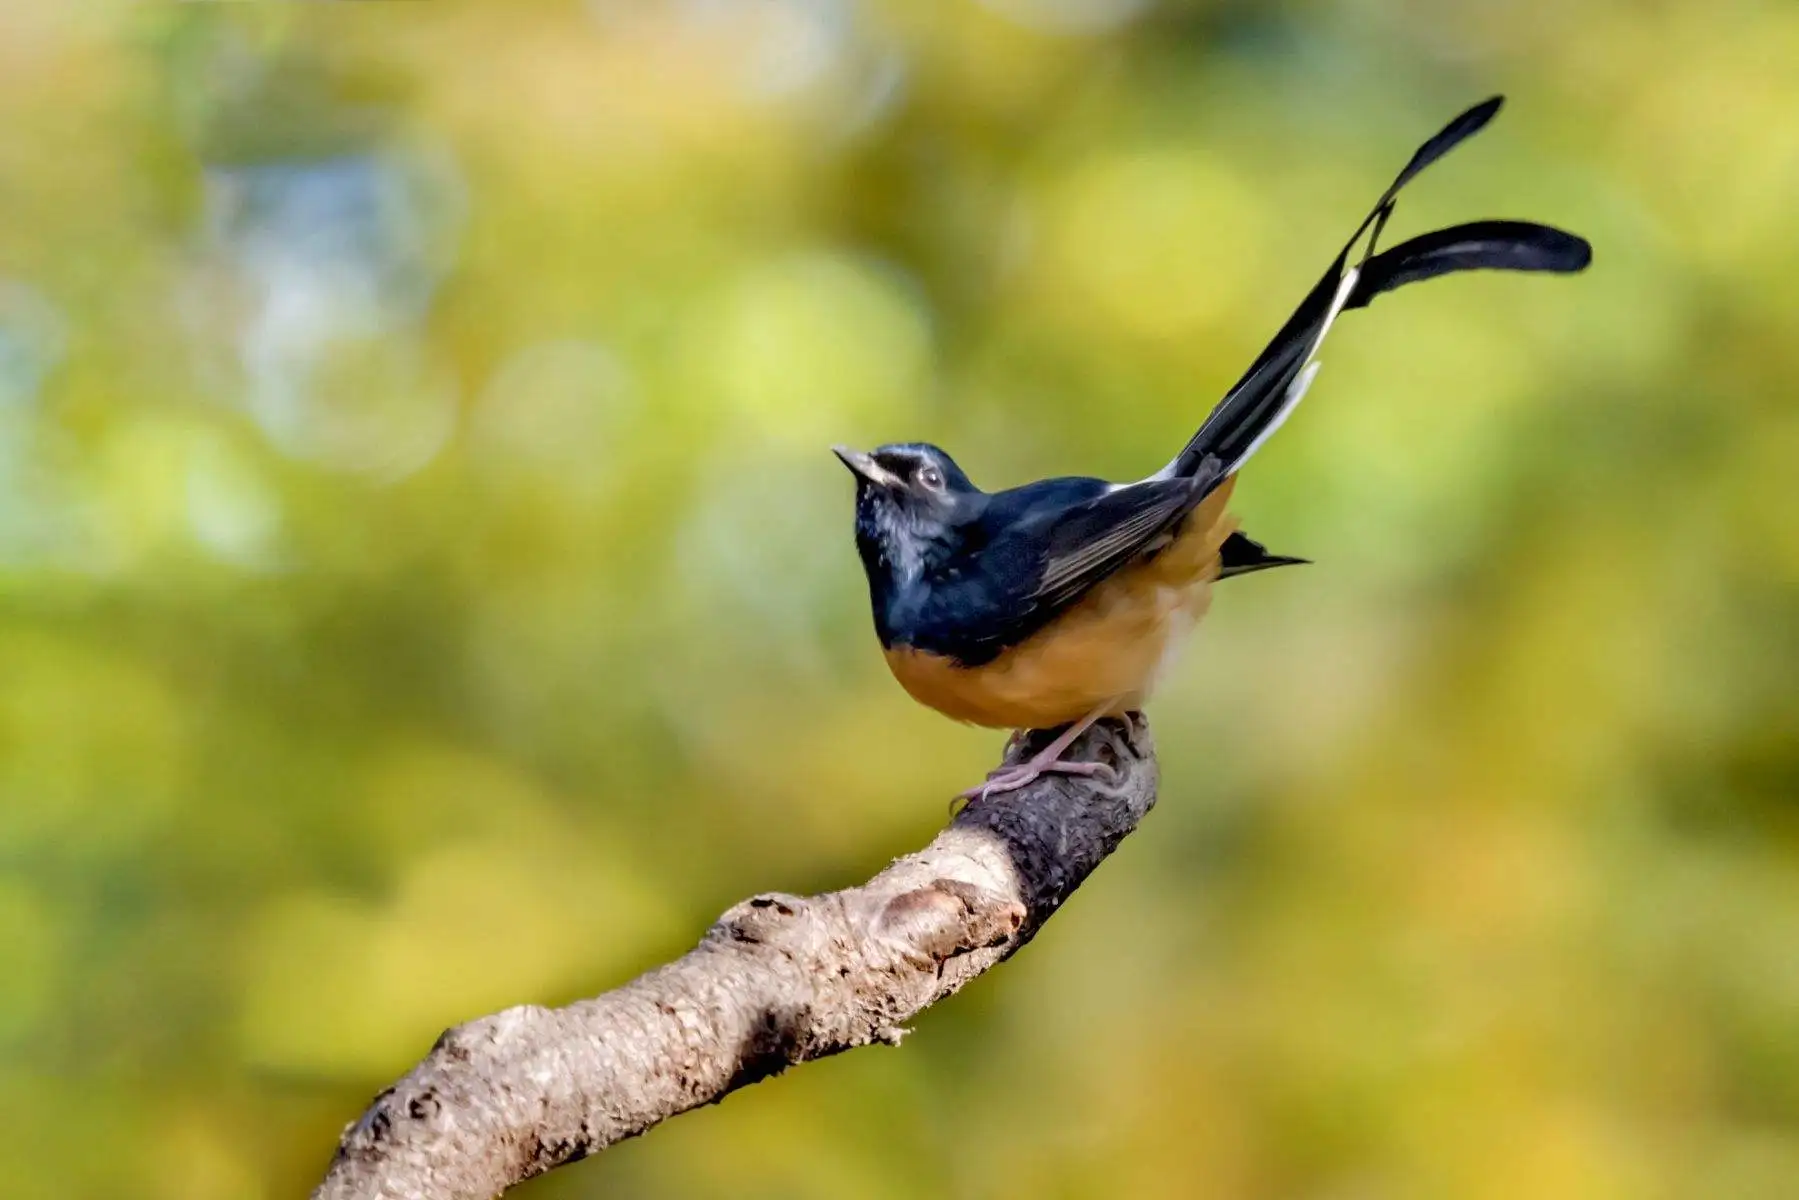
top-left (1143, 263), bottom-right (1363, 485)
top-left (1223, 263), bottom-right (1361, 475)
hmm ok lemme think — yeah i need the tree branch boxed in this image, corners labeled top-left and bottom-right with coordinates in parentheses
top-left (314, 716), bottom-right (1158, 1200)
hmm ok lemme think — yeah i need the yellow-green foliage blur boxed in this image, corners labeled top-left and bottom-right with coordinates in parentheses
top-left (2, 2), bottom-right (1795, 1198)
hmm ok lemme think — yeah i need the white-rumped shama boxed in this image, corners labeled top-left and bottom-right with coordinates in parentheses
top-left (836, 97), bottom-right (1591, 800)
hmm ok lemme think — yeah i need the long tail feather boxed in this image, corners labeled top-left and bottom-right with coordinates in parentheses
top-left (1165, 96), bottom-right (1589, 480)
top-left (1347, 220), bottom-right (1592, 310)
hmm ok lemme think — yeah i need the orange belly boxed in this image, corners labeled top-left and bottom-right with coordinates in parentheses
top-left (884, 479), bottom-right (1239, 730)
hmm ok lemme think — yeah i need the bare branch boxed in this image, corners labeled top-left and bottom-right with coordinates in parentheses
top-left (314, 716), bottom-right (1158, 1200)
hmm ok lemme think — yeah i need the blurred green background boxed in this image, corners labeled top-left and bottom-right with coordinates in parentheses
top-left (2, 2), bottom-right (1796, 1197)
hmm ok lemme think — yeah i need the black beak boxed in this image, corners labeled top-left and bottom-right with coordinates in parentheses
top-left (832, 445), bottom-right (903, 488)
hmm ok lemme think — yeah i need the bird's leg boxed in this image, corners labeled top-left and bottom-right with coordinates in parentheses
top-left (961, 702), bottom-right (1120, 802)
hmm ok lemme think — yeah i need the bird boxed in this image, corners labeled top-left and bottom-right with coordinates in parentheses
top-left (834, 96), bottom-right (1591, 801)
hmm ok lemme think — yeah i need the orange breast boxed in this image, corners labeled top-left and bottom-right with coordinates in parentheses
top-left (884, 478), bottom-right (1239, 730)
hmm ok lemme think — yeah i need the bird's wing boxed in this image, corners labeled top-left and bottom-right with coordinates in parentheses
top-left (1024, 474), bottom-right (1212, 612)
top-left (912, 462), bottom-right (1233, 666)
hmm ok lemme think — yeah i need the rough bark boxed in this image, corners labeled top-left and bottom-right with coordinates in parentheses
top-left (315, 716), bottom-right (1158, 1200)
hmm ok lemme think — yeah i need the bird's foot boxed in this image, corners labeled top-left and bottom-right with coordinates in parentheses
top-left (957, 702), bottom-right (1124, 806)
top-left (958, 755), bottom-right (1119, 803)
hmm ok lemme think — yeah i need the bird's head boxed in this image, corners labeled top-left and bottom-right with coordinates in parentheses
top-left (833, 442), bottom-right (984, 585)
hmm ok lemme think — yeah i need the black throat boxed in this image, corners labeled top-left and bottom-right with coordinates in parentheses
top-left (853, 491), bottom-right (972, 646)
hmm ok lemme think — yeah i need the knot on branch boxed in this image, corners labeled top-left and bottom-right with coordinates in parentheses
top-left (875, 878), bottom-right (1024, 964)
top-left (716, 893), bottom-right (809, 944)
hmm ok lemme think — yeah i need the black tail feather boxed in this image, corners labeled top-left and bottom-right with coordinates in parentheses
top-left (1375, 96), bottom-right (1503, 216)
top-left (1169, 97), bottom-right (1589, 480)
top-left (1347, 220), bottom-right (1593, 310)
top-left (1217, 531), bottom-right (1309, 579)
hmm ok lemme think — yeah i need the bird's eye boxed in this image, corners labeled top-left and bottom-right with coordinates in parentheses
top-left (918, 466), bottom-right (944, 490)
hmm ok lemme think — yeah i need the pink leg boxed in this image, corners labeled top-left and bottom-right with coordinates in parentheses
top-left (960, 702), bottom-right (1119, 803)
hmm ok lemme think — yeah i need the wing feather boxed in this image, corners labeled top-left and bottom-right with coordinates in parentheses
top-left (1026, 457), bottom-right (1228, 610)
top-left (1032, 483), bottom-right (1197, 602)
